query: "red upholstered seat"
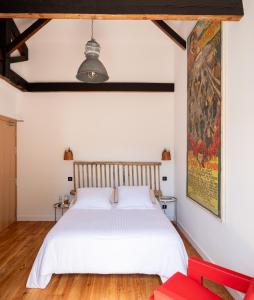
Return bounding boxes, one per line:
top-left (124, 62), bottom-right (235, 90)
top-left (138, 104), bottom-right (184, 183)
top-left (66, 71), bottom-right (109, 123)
top-left (149, 257), bottom-right (254, 300)
top-left (152, 272), bottom-right (223, 300)
top-left (245, 279), bottom-right (254, 300)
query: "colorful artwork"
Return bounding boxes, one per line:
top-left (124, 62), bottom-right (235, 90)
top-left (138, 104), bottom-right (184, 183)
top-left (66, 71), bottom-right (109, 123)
top-left (187, 21), bottom-right (222, 217)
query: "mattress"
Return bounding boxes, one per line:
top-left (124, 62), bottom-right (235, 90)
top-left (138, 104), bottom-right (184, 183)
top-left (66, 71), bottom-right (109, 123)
top-left (27, 205), bottom-right (188, 288)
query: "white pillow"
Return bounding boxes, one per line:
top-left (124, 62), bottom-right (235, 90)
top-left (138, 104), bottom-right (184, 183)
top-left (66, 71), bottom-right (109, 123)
top-left (73, 187), bottom-right (113, 210)
top-left (114, 188), bottom-right (157, 204)
top-left (117, 186), bottom-right (155, 209)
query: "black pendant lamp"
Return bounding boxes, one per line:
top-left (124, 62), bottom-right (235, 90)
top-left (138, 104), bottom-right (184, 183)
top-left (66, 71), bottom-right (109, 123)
top-left (76, 20), bottom-right (109, 83)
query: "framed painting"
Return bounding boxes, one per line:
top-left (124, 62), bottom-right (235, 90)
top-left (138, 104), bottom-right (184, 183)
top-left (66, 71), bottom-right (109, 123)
top-left (187, 21), bottom-right (222, 217)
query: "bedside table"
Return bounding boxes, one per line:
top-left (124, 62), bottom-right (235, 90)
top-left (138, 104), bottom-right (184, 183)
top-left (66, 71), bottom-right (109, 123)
top-left (159, 196), bottom-right (177, 224)
top-left (53, 202), bottom-right (70, 222)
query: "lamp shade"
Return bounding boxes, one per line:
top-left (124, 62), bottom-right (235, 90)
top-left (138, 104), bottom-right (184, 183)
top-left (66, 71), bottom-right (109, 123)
top-left (76, 39), bottom-right (109, 83)
top-left (162, 149), bottom-right (171, 161)
top-left (64, 148), bottom-right (73, 160)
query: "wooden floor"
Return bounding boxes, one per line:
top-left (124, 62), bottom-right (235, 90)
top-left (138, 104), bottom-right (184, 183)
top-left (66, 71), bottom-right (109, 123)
top-left (0, 222), bottom-right (233, 300)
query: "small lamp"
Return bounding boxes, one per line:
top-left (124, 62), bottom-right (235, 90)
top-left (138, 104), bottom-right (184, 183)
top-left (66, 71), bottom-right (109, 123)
top-left (64, 148), bottom-right (74, 161)
top-left (162, 149), bottom-right (171, 161)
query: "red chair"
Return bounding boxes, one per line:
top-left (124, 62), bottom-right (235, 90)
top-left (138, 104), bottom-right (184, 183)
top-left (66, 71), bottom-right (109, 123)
top-left (149, 257), bottom-right (254, 300)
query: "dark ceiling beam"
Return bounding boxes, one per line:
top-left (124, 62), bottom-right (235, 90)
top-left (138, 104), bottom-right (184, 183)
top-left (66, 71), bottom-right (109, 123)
top-left (2, 70), bottom-right (28, 91)
top-left (0, 19), bottom-right (8, 75)
top-left (0, 0), bottom-right (244, 21)
top-left (0, 19), bottom-right (13, 78)
top-left (152, 20), bottom-right (186, 50)
top-left (8, 19), bottom-right (28, 58)
top-left (26, 82), bottom-right (175, 93)
top-left (0, 19), bottom-right (28, 91)
top-left (6, 19), bottom-right (50, 55)
top-left (9, 55), bottom-right (28, 63)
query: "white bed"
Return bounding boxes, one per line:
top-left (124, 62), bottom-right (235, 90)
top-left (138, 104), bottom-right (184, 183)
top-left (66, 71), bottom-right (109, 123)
top-left (27, 161), bottom-right (188, 289)
top-left (27, 204), bottom-right (187, 288)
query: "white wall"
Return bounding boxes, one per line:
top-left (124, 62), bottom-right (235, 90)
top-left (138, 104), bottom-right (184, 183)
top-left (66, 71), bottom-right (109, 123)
top-left (174, 0), bottom-right (254, 297)
top-left (15, 20), bottom-right (175, 220)
top-left (0, 80), bottom-right (17, 118)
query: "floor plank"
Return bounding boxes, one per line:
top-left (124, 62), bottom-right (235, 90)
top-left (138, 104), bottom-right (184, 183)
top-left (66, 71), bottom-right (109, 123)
top-left (0, 222), bottom-right (233, 300)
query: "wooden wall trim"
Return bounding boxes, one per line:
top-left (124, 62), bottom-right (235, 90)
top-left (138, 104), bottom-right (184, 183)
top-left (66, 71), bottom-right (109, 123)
top-left (0, 14), bottom-right (243, 21)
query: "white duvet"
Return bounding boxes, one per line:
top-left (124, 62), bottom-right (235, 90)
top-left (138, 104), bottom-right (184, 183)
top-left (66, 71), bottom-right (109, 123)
top-left (27, 206), bottom-right (188, 288)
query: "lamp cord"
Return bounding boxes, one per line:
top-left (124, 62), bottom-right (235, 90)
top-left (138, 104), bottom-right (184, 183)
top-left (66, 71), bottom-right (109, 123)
top-left (91, 19), bottom-right (94, 39)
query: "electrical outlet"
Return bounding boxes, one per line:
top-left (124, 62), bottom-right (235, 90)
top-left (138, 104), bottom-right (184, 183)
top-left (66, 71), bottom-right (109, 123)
top-left (68, 177), bottom-right (73, 181)
top-left (162, 176), bottom-right (167, 181)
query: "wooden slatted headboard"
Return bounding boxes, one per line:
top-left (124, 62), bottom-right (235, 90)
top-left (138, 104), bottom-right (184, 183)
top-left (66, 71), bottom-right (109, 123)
top-left (72, 161), bottom-right (162, 197)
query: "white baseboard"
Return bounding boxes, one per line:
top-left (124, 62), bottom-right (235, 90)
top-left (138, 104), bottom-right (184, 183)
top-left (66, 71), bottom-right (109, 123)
top-left (17, 215), bottom-right (54, 221)
top-left (177, 221), bottom-right (244, 300)
top-left (177, 222), bottom-right (212, 261)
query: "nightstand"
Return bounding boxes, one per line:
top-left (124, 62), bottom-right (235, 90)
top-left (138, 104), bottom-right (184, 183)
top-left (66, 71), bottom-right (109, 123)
top-left (53, 202), bottom-right (70, 222)
top-left (159, 196), bottom-right (177, 224)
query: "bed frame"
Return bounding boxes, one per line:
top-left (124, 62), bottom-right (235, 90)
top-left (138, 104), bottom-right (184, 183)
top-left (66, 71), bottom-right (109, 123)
top-left (71, 161), bottom-right (162, 197)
